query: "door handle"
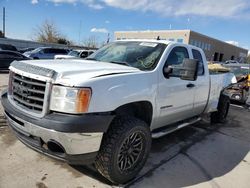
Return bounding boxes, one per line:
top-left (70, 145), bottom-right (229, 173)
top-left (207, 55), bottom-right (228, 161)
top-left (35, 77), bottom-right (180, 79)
top-left (186, 83), bottom-right (195, 88)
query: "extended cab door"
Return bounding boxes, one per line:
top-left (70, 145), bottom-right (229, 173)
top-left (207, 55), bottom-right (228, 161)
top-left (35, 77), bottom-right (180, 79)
top-left (191, 48), bottom-right (210, 115)
top-left (156, 46), bottom-right (196, 128)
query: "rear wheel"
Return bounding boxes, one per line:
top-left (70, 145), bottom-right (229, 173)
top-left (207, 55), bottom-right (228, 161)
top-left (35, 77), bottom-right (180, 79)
top-left (211, 95), bottom-right (230, 124)
top-left (95, 116), bottom-right (151, 184)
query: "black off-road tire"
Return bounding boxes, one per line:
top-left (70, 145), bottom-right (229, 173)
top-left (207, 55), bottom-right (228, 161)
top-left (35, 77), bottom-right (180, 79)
top-left (211, 94), bottom-right (230, 124)
top-left (95, 116), bottom-right (151, 184)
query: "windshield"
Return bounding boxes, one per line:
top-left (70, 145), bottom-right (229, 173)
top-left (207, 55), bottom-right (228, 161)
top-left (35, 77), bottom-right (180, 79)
top-left (68, 50), bottom-right (80, 57)
top-left (30, 48), bottom-right (44, 53)
top-left (87, 41), bottom-right (167, 70)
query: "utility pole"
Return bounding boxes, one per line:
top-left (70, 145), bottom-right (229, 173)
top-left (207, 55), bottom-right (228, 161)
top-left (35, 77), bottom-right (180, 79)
top-left (78, 20), bottom-right (82, 45)
top-left (3, 7), bottom-right (5, 37)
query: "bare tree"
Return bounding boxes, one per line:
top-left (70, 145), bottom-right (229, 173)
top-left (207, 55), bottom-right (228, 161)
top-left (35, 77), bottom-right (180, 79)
top-left (33, 20), bottom-right (70, 44)
top-left (82, 36), bottom-right (99, 48)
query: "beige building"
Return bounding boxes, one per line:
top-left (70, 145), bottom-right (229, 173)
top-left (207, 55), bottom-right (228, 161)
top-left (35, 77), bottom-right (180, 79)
top-left (115, 30), bottom-right (248, 62)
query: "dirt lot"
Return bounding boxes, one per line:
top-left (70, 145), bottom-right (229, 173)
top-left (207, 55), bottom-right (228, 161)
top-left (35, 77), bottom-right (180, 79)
top-left (0, 72), bottom-right (250, 188)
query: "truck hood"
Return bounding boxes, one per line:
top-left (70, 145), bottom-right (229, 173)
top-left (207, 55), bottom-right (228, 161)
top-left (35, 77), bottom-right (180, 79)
top-left (20, 59), bottom-right (140, 86)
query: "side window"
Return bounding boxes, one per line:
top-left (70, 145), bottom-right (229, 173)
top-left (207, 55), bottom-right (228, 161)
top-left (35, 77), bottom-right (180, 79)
top-left (164, 46), bottom-right (189, 77)
top-left (2, 52), bottom-right (21, 59)
top-left (43, 49), bottom-right (50, 54)
top-left (80, 51), bottom-right (89, 58)
top-left (8, 52), bottom-right (23, 58)
top-left (55, 49), bottom-right (67, 54)
top-left (49, 49), bottom-right (58, 53)
top-left (192, 49), bottom-right (204, 76)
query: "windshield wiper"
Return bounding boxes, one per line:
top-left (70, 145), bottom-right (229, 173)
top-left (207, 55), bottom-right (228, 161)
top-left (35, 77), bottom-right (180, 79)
top-left (109, 61), bottom-right (131, 67)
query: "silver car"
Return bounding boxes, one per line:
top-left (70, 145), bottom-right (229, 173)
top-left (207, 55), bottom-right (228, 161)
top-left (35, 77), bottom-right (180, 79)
top-left (24, 47), bottom-right (68, 59)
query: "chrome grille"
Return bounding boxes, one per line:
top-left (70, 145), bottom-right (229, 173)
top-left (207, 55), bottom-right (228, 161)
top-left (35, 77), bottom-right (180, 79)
top-left (11, 73), bottom-right (46, 113)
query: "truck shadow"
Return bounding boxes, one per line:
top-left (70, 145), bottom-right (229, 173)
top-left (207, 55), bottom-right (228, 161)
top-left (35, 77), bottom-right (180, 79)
top-left (70, 108), bottom-right (250, 187)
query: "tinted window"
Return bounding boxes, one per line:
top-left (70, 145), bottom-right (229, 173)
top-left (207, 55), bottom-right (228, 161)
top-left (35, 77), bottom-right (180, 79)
top-left (88, 51), bottom-right (94, 55)
top-left (192, 49), bottom-right (204, 76)
top-left (0, 52), bottom-right (22, 59)
top-left (0, 44), bottom-right (17, 51)
top-left (164, 46), bottom-right (189, 77)
top-left (55, 49), bottom-right (67, 54)
top-left (48, 49), bottom-right (67, 54)
top-left (80, 51), bottom-right (89, 58)
top-left (43, 48), bottom-right (51, 53)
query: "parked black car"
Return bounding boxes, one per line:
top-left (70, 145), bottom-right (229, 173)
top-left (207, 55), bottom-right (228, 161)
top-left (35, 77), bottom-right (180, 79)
top-left (0, 50), bottom-right (31, 70)
top-left (0, 44), bottom-right (18, 51)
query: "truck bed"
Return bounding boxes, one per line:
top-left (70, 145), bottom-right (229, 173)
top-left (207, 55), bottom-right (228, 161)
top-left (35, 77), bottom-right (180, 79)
top-left (206, 72), bottom-right (236, 113)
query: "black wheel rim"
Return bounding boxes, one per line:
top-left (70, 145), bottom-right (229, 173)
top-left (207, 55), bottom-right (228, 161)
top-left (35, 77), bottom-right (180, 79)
top-left (117, 132), bottom-right (143, 172)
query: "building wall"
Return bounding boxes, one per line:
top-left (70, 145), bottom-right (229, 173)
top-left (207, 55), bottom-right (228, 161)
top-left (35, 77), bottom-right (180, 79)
top-left (189, 31), bottom-right (248, 62)
top-left (114, 30), bottom-right (248, 62)
top-left (115, 30), bottom-right (190, 44)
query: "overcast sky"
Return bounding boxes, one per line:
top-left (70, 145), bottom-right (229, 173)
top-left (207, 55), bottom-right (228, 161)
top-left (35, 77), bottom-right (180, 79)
top-left (0, 0), bottom-right (250, 50)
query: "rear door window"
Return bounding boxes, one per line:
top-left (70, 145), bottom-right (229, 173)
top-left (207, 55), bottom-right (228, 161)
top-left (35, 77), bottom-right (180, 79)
top-left (192, 49), bottom-right (204, 76)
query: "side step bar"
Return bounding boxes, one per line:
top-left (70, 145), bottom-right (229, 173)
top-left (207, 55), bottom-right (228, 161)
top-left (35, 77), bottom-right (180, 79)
top-left (152, 117), bottom-right (201, 139)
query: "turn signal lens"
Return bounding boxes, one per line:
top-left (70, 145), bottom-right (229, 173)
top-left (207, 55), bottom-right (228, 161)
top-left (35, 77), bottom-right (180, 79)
top-left (76, 89), bottom-right (91, 113)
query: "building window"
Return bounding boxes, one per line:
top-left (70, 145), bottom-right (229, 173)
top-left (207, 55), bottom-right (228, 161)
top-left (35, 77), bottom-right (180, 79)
top-left (193, 40), bottom-right (197, 47)
top-left (177, 38), bottom-right (183, 43)
top-left (205, 43), bottom-right (208, 50)
top-left (117, 38), bottom-right (121, 40)
top-left (208, 44), bottom-right (211, 51)
top-left (198, 41), bottom-right (202, 48)
top-left (190, 39), bottom-right (194, 45)
top-left (202, 42), bottom-right (205, 50)
top-left (195, 41), bottom-right (199, 47)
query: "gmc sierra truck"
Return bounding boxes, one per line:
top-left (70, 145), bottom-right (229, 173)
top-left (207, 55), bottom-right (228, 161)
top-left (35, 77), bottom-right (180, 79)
top-left (1, 40), bottom-right (235, 184)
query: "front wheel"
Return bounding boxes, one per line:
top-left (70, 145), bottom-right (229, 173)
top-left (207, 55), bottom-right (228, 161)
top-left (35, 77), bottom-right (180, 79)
top-left (211, 95), bottom-right (230, 124)
top-left (95, 116), bottom-right (151, 184)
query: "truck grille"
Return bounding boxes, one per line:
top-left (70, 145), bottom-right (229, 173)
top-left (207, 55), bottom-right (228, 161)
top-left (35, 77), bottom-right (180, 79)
top-left (11, 72), bottom-right (47, 113)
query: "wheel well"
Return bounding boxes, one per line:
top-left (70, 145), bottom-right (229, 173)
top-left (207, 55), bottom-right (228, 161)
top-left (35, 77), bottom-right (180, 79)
top-left (114, 101), bottom-right (153, 126)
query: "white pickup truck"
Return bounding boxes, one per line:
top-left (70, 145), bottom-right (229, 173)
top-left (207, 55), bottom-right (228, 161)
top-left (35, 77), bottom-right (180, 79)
top-left (1, 40), bottom-right (235, 184)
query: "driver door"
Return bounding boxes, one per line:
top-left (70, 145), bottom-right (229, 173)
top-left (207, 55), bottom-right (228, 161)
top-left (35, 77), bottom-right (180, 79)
top-left (156, 46), bottom-right (196, 128)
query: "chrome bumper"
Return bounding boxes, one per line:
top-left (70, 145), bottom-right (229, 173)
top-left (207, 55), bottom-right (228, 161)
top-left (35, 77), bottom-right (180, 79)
top-left (4, 111), bottom-right (103, 155)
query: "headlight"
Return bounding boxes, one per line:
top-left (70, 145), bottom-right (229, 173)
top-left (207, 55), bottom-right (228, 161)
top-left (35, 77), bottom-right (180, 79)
top-left (50, 85), bottom-right (91, 114)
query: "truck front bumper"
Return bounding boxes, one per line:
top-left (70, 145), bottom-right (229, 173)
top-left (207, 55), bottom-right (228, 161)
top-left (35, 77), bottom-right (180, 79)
top-left (1, 92), bottom-right (114, 165)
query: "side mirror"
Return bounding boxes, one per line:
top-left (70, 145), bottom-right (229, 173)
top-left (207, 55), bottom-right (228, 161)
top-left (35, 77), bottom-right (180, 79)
top-left (180, 59), bottom-right (199, 81)
top-left (163, 58), bottom-right (199, 81)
